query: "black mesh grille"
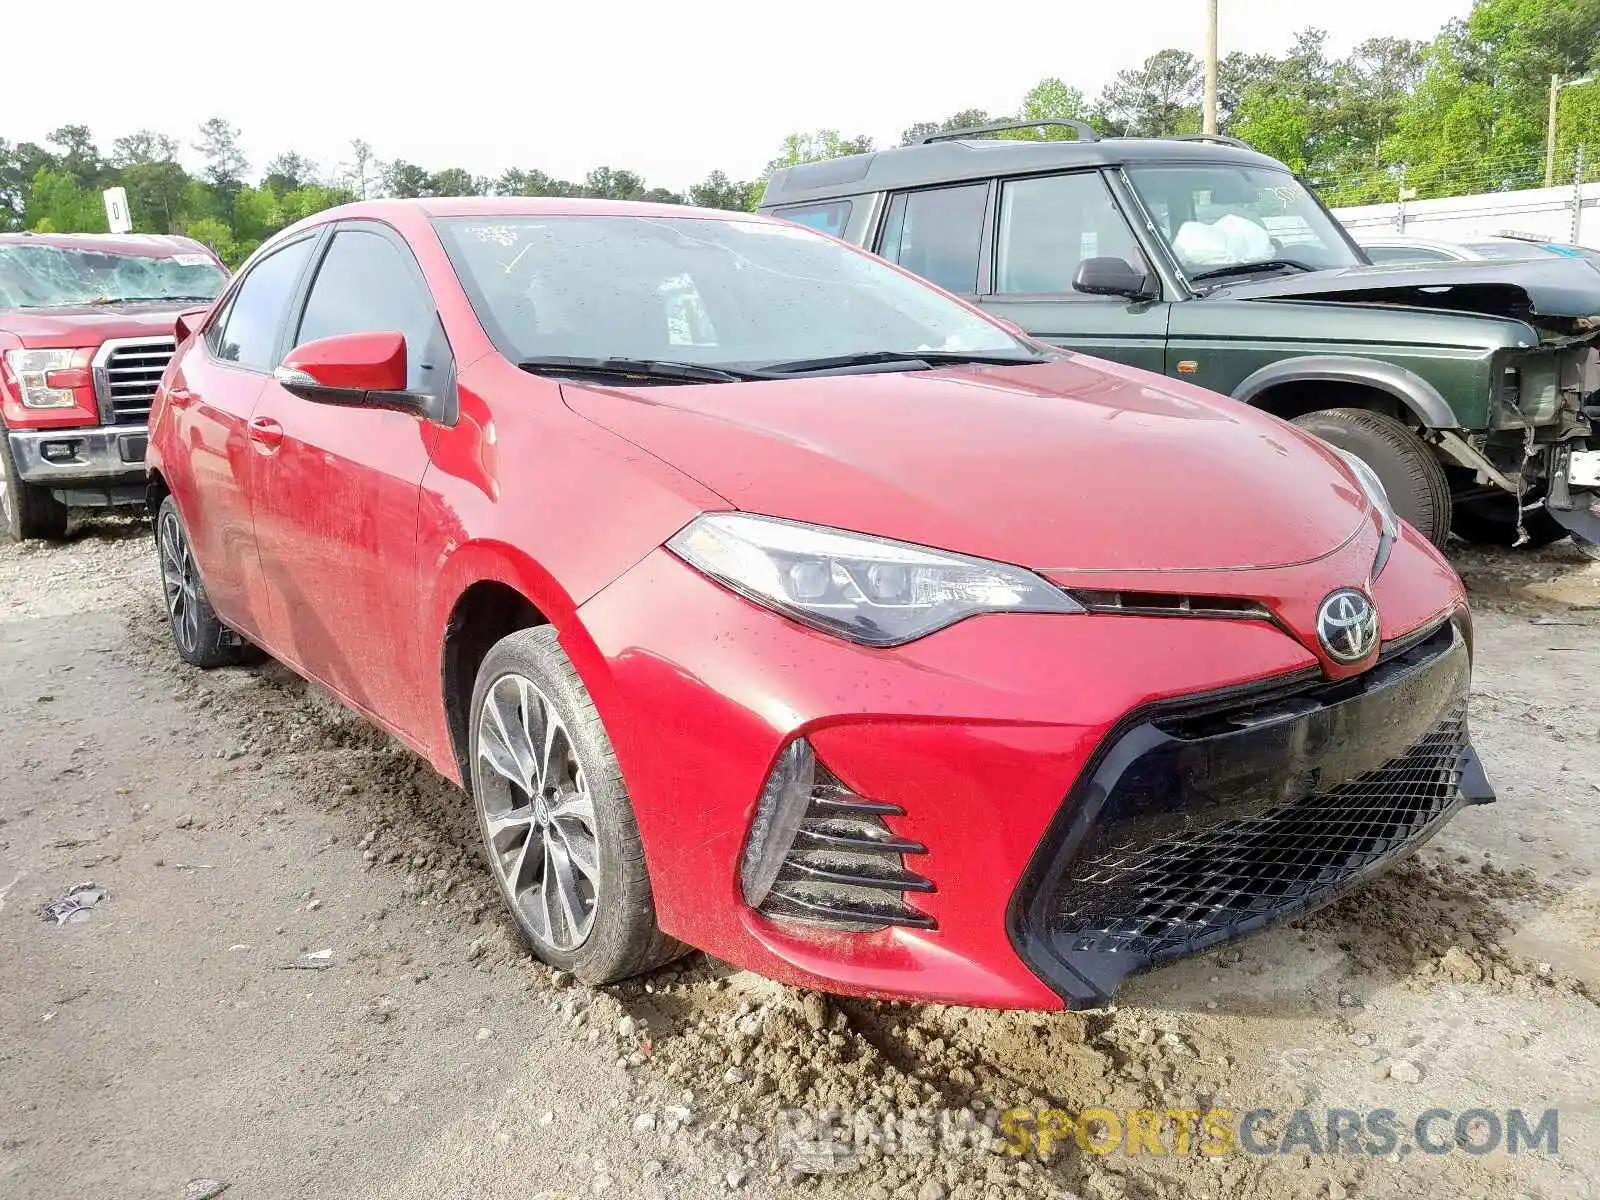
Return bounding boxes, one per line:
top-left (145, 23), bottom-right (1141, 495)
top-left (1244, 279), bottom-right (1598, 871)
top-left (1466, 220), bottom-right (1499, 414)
top-left (1008, 620), bottom-right (1493, 1008)
top-left (1053, 695), bottom-right (1468, 959)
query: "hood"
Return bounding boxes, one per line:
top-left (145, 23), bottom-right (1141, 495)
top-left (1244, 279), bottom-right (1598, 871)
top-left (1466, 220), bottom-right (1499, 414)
top-left (1210, 258), bottom-right (1600, 325)
top-left (1, 302), bottom-right (195, 347)
top-left (562, 357), bottom-right (1372, 573)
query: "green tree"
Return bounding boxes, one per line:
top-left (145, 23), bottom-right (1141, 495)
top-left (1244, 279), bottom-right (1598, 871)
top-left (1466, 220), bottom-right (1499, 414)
top-left (765, 130), bottom-right (874, 173)
top-left (262, 152), bottom-right (318, 195)
top-left (184, 217), bottom-right (237, 265)
top-left (426, 167), bottom-right (487, 196)
top-left (382, 159), bottom-right (430, 198)
top-left (690, 170), bottom-right (761, 210)
top-left (23, 167), bottom-right (105, 232)
top-left (1097, 49), bottom-right (1203, 136)
top-left (193, 117), bottom-right (248, 192)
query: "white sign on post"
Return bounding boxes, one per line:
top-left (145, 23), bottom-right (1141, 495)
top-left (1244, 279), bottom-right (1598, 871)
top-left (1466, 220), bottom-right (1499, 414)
top-left (103, 186), bottom-right (132, 234)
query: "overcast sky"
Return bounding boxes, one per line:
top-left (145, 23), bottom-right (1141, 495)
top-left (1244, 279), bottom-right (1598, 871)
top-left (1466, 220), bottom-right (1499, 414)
top-left (14, 0), bottom-right (1470, 192)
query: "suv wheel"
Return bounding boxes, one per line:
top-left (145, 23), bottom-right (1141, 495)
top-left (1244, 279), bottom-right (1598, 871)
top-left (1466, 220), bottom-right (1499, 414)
top-left (468, 626), bottom-right (685, 984)
top-left (1291, 408), bottom-right (1452, 549)
top-left (0, 427), bottom-right (69, 543)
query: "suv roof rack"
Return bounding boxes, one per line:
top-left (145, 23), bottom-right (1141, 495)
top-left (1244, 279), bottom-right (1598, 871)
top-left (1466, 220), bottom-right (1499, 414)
top-left (920, 119), bottom-right (1101, 144)
top-left (1171, 133), bottom-right (1253, 150)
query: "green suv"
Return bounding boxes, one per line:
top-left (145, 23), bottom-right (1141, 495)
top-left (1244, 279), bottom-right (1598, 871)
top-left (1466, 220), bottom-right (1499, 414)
top-left (758, 121), bottom-right (1600, 551)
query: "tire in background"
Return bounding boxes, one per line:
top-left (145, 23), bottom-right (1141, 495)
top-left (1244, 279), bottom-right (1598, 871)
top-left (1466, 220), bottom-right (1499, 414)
top-left (0, 425), bottom-right (69, 543)
top-left (1291, 408), bottom-right (1453, 549)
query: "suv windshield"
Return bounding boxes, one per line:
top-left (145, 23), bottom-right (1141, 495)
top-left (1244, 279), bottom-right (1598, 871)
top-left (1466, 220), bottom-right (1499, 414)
top-left (1125, 165), bottom-right (1362, 280)
top-left (0, 243), bottom-right (226, 309)
top-left (434, 215), bottom-right (1025, 369)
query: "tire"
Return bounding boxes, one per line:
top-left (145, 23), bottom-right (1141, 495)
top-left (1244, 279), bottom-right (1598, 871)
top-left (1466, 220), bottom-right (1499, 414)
top-left (468, 626), bottom-right (685, 984)
top-left (1291, 408), bottom-right (1453, 549)
top-left (1450, 491), bottom-right (1570, 549)
top-left (0, 425), bottom-right (69, 543)
top-left (154, 495), bottom-right (257, 669)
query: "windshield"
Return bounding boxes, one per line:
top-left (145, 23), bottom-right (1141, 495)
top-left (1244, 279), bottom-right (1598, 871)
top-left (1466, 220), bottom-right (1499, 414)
top-left (433, 215), bottom-right (1025, 369)
top-left (0, 242), bottom-right (226, 309)
top-left (1125, 165), bottom-right (1362, 279)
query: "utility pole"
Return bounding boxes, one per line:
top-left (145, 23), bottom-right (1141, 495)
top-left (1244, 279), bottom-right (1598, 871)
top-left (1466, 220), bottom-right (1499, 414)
top-left (1548, 73), bottom-right (1597, 187)
top-left (1549, 74), bottom-right (1563, 188)
top-left (1203, 0), bottom-right (1219, 135)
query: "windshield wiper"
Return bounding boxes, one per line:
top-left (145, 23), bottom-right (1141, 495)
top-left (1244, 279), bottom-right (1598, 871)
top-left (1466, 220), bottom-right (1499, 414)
top-left (1187, 259), bottom-right (1319, 283)
top-left (515, 356), bottom-right (764, 384)
top-left (753, 349), bottom-right (1052, 377)
top-left (87, 294), bottom-right (218, 305)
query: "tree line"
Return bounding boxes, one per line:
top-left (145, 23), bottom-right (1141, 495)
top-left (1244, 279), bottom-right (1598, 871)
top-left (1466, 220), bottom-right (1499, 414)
top-left (4, 0), bottom-right (1596, 266)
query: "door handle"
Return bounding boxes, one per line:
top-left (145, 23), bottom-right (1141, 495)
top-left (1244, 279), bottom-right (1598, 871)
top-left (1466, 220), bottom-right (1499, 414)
top-left (247, 416), bottom-right (284, 453)
top-left (167, 386), bottom-right (195, 408)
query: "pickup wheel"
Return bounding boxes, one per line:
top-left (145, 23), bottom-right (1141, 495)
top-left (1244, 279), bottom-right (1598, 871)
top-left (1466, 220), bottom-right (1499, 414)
top-left (0, 428), bottom-right (69, 543)
top-left (1290, 408), bottom-right (1452, 549)
top-left (1450, 491), bottom-right (1570, 549)
top-left (155, 495), bottom-right (257, 669)
top-left (468, 625), bottom-right (686, 985)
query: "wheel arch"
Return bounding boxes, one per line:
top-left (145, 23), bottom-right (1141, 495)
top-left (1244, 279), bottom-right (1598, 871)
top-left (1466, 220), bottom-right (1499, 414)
top-left (1233, 357), bottom-right (1457, 430)
top-left (432, 541), bottom-right (618, 788)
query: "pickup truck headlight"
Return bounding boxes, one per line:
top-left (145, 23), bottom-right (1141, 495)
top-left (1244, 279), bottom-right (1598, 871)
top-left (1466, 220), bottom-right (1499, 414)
top-left (668, 513), bottom-right (1082, 646)
top-left (1331, 447), bottom-right (1399, 579)
top-left (2, 348), bottom-right (94, 409)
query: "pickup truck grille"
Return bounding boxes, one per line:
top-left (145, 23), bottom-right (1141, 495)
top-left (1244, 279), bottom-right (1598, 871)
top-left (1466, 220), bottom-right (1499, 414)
top-left (94, 337), bottom-right (176, 427)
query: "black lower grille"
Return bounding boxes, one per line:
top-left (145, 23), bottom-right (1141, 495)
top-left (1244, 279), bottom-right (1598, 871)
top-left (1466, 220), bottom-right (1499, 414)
top-left (1053, 696), bottom-right (1467, 959)
top-left (1009, 620), bottom-right (1493, 1007)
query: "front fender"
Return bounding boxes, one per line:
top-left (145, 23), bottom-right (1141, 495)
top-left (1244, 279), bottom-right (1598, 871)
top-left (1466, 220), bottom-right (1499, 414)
top-left (1232, 355), bottom-right (1459, 430)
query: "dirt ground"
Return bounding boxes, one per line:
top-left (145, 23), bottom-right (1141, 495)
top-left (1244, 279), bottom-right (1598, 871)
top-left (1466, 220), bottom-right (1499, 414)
top-left (2, 518), bottom-right (1598, 1200)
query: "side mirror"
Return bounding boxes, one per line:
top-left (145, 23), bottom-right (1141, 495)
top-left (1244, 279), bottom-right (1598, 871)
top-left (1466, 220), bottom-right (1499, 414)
top-left (1073, 257), bottom-right (1155, 301)
top-left (174, 305), bottom-right (210, 343)
top-left (274, 331), bottom-right (432, 418)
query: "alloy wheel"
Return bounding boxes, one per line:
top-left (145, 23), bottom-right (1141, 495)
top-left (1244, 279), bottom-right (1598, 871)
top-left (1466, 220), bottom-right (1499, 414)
top-left (158, 511), bottom-right (201, 655)
top-left (475, 673), bottom-right (600, 951)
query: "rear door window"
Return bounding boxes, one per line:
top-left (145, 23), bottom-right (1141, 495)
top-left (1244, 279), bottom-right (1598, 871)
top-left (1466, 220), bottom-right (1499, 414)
top-left (208, 236), bottom-right (316, 371)
top-left (877, 184), bottom-right (989, 295)
top-left (770, 200), bottom-right (853, 238)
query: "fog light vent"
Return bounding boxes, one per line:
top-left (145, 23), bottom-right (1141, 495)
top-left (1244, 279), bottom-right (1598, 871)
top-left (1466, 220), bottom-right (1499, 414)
top-left (740, 739), bottom-right (935, 932)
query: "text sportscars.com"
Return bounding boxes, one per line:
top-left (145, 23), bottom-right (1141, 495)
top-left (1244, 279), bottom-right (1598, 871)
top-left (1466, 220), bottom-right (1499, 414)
top-left (772, 1106), bottom-right (1560, 1160)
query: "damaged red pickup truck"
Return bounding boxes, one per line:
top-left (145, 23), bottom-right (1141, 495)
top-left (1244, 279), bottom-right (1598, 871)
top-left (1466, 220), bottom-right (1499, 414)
top-left (0, 233), bottom-right (227, 541)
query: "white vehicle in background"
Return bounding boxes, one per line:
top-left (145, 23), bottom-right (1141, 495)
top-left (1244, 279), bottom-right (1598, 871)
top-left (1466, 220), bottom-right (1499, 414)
top-left (1356, 231), bottom-right (1600, 266)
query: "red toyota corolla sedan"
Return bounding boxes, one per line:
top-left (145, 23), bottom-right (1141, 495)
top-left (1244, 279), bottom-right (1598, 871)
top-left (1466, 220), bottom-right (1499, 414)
top-left (147, 198), bottom-right (1492, 1010)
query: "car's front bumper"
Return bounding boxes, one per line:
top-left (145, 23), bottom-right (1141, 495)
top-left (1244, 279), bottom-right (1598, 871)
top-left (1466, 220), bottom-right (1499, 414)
top-left (6, 426), bottom-right (147, 505)
top-left (574, 523), bottom-right (1485, 1010)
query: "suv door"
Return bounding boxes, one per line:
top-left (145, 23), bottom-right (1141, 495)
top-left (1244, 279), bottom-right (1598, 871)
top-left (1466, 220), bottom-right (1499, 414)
top-left (246, 222), bottom-right (452, 740)
top-left (980, 171), bottom-right (1168, 371)
top-left (170, 234), bottom-right (318, 640)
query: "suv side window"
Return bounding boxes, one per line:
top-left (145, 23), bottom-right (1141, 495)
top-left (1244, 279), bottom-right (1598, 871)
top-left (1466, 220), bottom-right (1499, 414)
top-left (995, 173), bottom-right (1147, 296)
top-left (294, 229), bottom-right (444, 393)
top-left (770, 200), bottom-right (853, 238)
top-left (207, 236), bottom-right (317, 371)
top-left (877, 184), bottom-right (988, 294)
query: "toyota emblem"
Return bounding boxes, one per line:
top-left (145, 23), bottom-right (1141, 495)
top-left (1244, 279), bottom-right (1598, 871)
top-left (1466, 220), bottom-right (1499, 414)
top-left (1316, 588), bottom-right (1379, 664)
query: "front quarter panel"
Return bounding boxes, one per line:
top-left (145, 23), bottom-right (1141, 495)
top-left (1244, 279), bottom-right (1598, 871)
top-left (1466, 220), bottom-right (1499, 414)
top-left (1168, 298), bottom-right (1532, 430)
top-left (414, 357), bottom-right (726, 778)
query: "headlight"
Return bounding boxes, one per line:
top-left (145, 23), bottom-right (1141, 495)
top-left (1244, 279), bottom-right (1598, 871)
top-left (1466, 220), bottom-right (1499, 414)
top-left (2, 348), bottom-right (94, 409)
top-left (667, 513), bottom-right (1082, 646)
top-left (1330, 447), bottom-right (1399, 578)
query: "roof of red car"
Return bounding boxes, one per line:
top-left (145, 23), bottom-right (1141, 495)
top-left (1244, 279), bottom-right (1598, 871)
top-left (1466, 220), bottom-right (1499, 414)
top-left (320, 196), bottom-right (766, 222)
top-left (0, 231), bottom-right (215, 257)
